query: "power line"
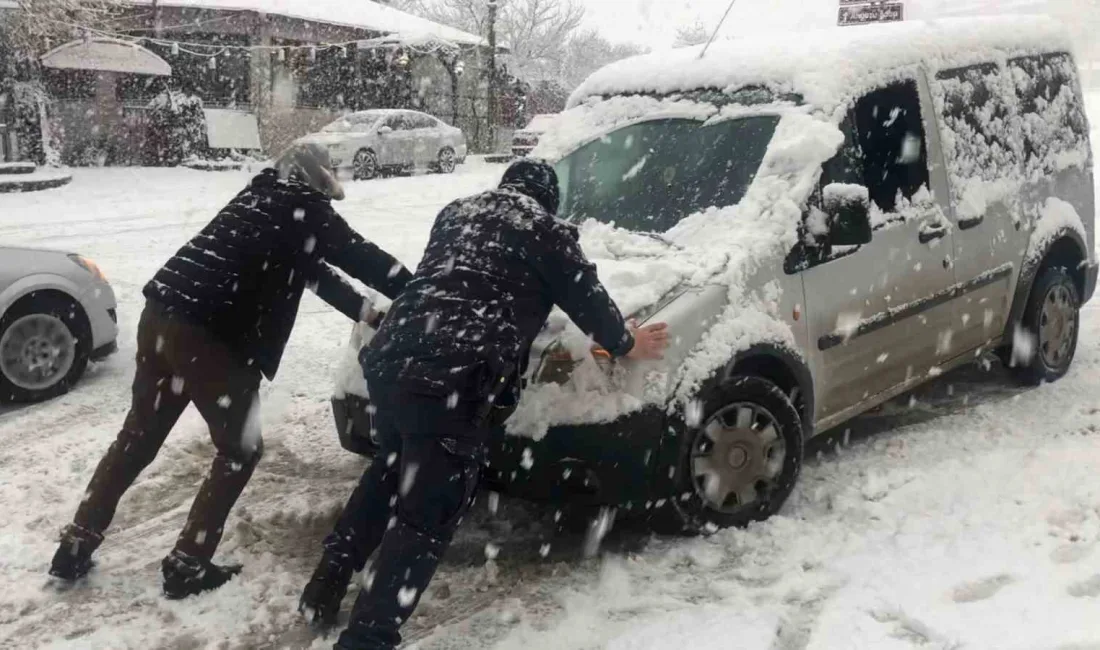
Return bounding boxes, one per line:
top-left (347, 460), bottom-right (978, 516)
top-left (34, 13), bottom-right (480, 60)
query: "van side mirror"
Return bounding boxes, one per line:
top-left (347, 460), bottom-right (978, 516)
top-left (822, 183), bottom-right (872, 246)
top-left (378, 125), bottom-right (393, 135)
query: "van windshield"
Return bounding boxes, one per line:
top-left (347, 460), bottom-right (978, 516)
top-left (555, 116), bottom-right (779, 233)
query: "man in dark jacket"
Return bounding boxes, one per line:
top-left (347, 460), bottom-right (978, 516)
top-left (48, 143), bottom-right (412, 600)
top-left (299, 159), bottom-right (669, 649)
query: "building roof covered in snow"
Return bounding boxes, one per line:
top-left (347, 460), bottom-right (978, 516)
top-left (569, 16), bottom-right (1075, 113)
top-left (125, 0), bottom-right (488, 47)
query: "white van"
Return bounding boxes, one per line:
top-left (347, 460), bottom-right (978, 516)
top-left (335, 16), bottom-right (1096, 533)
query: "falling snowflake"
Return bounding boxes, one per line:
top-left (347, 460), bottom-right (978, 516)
top-left (217, 395), bottom-right (232, 408)
top-left (400, 463), bottom-right (420, 497)
top-left (303, 236), bottom-right (317, 253)
top-left (685, 399), bottom-right (704, 427)
top-left (484, 543), bottom-right (500, 560)
top-left (170, 376), bottom-right (185, 395)
top-left (293, 208), bottom-right (306, 221)
top-left (397, 586), bottom-right (418, 608)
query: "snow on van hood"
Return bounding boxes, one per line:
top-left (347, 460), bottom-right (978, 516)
top-left (507, 112), bottom-right (843, 439)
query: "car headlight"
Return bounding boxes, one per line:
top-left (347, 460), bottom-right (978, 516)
top-left (69, 254), bottom-right (107, 282)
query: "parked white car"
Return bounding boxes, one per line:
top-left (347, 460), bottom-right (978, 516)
top-left (0, 246), bottom-right (118, 402)
top-left (298, 109), bottom-right (467, 181)
top-left (512, 113), bottom-right (559, 158)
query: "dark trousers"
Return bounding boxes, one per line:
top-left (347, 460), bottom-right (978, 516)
top-left (73, 300), bottom-right (263, 560)
top-left (325, 382), bottom-right (485, 650)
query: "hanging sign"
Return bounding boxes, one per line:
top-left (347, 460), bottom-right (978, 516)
top-left (838, 1), bottom-right (904, 26)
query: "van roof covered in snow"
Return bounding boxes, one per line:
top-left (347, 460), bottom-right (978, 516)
top-left (568, 16), bottom-right (1074, 113)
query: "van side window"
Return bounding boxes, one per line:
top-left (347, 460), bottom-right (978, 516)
top-left (788, 81), bottom-right (929, 273)
top-left (1007, 53), bottom-right (1090, 175)
top-left (851, 81), bottom-right (930, 213)
top-left (934, 63), bottom-right (1022, 193)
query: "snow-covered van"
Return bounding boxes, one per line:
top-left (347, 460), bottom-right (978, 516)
top-left (334, 16), bottom-right (1096, 533)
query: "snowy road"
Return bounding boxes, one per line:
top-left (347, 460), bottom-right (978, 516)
top-left (1, 104), bottom-right (1100, 648)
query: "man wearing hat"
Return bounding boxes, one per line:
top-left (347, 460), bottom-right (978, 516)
top-left (301, 159), bottom-right (669, 650)
top-left (49, 143), bottom-right (411, 599)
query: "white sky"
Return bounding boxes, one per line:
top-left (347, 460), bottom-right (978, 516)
top-left (580, 0), bottom-right (1058, 49)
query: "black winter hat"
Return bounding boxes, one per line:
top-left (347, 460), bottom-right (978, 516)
top-left (275, 142), bottom-right (346, 201)
top-left (499, 158), bottom-right (560, 215)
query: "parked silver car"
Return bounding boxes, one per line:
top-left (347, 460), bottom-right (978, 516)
top-left (511, 113), bottom-right (558, 158)
top-left (298, 109), bottom-right (468, 181)
top-left (0, 246), bottom-right (118, 402)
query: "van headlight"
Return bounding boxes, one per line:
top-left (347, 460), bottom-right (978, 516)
top-left (533, 341), bottom-right (613, 385)
top-left (69, 254), bottom-right (107, 282)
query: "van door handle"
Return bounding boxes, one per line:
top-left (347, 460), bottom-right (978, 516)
top-left (919, 223), bottom-right (948, 244)
top-left (958, 215), bottom-right (984, 230)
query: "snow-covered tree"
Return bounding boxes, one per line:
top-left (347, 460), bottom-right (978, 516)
top-left (1, 0), bottom-right (123, 77)
top-left (673, 21), bottom-right (710, 48)
top-left (558, 29), bottom-right (646, 90)
top-left (397, 0), bottom-right (639, 91)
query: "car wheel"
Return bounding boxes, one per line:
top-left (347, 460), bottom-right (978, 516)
top-left (653, 376), bottom-right (803, 535)
top-left (1009, 265), bottom-right (1080, 385)
top-left (436, 147), bottom-right (457, 174)
top-left (353, 149), bottom-right (378, 181)
top-left (0, 293), bottom-right (91, 403)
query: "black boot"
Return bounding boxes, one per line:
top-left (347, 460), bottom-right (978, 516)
top-left (161, 550), bottom-right (242, 600)
top-left (49, 524), bottom-right (103, 581)
top-left (300, 554), bottom-right (355, 627)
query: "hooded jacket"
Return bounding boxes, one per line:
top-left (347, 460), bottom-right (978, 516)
top-left (361, 182), bottom-right (634, 405)
top-left (144, 169), bottom-right (411, 380)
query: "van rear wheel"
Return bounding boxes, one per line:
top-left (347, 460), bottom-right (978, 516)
top-left (1009, 266), bottom-right (1080, 385)
top-left (653, 376), bottom-right (803, 535)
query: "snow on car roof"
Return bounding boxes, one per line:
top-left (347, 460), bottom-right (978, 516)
top-left (568, 15), bottom-right (1073, 113)
top-left (126, 0), bottom-right (487, 47)
top-left (524, 114), bottom-right (559, 132)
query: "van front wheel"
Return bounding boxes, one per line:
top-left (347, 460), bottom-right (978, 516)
top-left (655, 376), bottom-right (803, 535)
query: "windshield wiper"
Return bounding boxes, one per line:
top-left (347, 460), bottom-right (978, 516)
top-left (638, 231), bottom-right (677, 247)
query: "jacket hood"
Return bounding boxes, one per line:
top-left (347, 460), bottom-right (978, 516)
top-left (499, 159), bottom-right (561, 215)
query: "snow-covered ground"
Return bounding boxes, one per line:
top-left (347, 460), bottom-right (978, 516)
top-left (1, 96), bottom-right (1099, 648)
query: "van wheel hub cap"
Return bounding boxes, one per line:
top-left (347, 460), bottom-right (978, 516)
top-left (691, 403), bottom-right (786, 513)
top-left (1, 314), bottom-right (76, 390)
top-left (1039, 284), bottom-right (1076, 368)
top-left (727, 446), bottom-right (749, 469)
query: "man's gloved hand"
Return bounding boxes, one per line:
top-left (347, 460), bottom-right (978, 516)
top-left (365, 309), bottom-right (387, 330)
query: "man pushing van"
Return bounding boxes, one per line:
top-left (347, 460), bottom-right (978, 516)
top-left (300, 159), bottom-right (670, 650)
top-left (49, 143), bottom-right (411, 599)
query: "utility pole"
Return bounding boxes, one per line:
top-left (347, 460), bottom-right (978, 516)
top-left (486, 0), bottom-right (498, 152)
top-left (152, 0), bottom-right (162, 38)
